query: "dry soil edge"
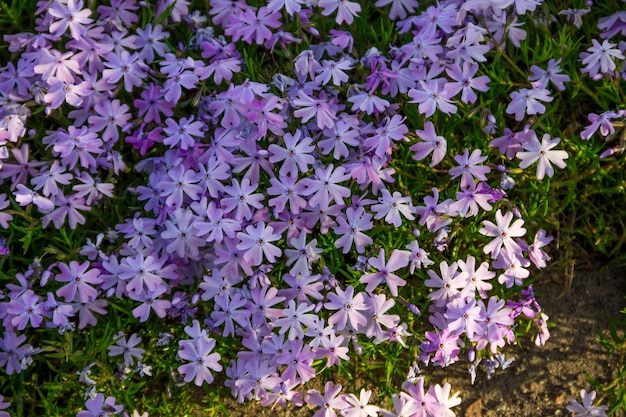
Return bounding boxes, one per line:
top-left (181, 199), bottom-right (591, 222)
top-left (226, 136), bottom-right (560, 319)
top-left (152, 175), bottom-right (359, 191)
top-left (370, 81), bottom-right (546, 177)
top-left (200, 260), bottom-right (625, 417)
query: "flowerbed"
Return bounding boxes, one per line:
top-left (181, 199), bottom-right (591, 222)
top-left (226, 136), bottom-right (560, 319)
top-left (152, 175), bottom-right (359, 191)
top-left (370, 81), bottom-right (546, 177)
top-left (0, 0), bottom-right (624, 416)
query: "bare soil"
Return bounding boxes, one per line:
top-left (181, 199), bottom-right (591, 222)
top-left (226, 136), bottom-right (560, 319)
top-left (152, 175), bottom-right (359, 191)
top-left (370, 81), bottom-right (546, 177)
top-left (202, 259), bottom-right (626, 417)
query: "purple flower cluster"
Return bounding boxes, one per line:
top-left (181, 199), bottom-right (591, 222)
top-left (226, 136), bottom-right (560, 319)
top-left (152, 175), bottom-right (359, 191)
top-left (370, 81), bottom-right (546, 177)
top-left (2, 0), bottom-right (614, 414)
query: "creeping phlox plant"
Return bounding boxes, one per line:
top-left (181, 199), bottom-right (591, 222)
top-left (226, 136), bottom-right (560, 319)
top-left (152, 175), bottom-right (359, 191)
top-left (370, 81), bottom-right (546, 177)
top-left (0, 0), bottom-right (624, 415)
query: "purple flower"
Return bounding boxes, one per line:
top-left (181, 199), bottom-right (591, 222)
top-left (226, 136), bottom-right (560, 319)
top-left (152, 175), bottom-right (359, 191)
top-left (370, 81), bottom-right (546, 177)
top-left (370, 189), bottom-right (415, 227)
top-left (284, 232), bottom-right (322, 276)
top-left (43, 77), bottom-right (91, 110)
top-left (221, 178), bottom-right (265, 221)
top-left (7, 289), bottom-right (45, 330)
top-left (347, 90), bottom-right (390, 115)
top-left (210, 293), bottom-right (250, 337)
top-left (517, 133), bottom-right (568, 179)
top-left (14, 184), bottom-right (54, 213)
top-left (51, 125), bottom-right (103, 170)
top-left (506, 87), bottom-right (553, 121)
top-left (134, 23), bottom-right (169, 63)
top-left (325, 285), bottom-right (368, 331)
top-left (445, 61), bottom-right (490, 104)
top-left (31, 161), bottom-right (72, 197)
top-left (0, 331), bottom-right (33, 375)
top-left (567, 390), bottom-right (608, 417)
top-left (55, 260), bottom-right (102, 303)
top-left (364, 114), bottom-right (409, 158)
top-left (319, 120), bottom-right (360, 159)
top-left (581, 39), bottom-right (625, 78)
top-left (0, 144), bottom-right (45, 189)
top-left (43, 292), bottom-right (75, 328)
top-left (160, 209), bottom-right (205, 260)
top-left (76, 394), bottom-right (123, 417)
top-left (88, 99), bottom-right (131, 143)
top-left (0, 395), bottom-right (10, 417)
top-left (274, 299), bottom-right (318, 341)
top-left (448, 148), bottom-right (491, 188)
top-left (445, 298), bottom-right (486, 340)
top-left (268, 129), bottom-right (316, 178)
top-left (236, 221), bottom-right (282, 266)
top-left (580, 110), bottom-right (622, 140)
top-left (301, 164), bottom-right (351, 210)
top-left (409, 80), bottom-right (457, 117)
top-left (457, 256), bottom-right (494, 299)
top-left (33, 49), bottom-right (80, 84)
top-left (107, 331), bottom-right (145, 367)
top-left (490, 127), bottom-right (533, 160)
top-left (361, 248), bottom-right (410, 296)
top-left (277, 339), bottom-right (317, 382)
top-left (163, 116), bottom-right (205, 150)
top-left (97, 0), bottom-right (139, 26)
top-left (333, 207), bottom-right (374, 254)
top-left (449, 181), bottom-right (493, 218)
top-left (528, 58), bottom-right (571, 90)
top-left (119, 252), bottom-right (165, 296)
top-left (158, 164), bottom-right (202, 209)
top-left (233, 7), bottom-right (282, 45)
top-left (102, 51), bottom-right (147, 92)
top-left (424, 261), bottom-right (468, 307)
top-left (493, 248), bottom-right (531, 288)
top-left (292, 90), bottom-right (338, 130)
top-left (194, 201), bottom-right (241, 243)
top-left (363, 293), bottom-right (400, 341)
top-left (134, 84), bottom-right (175, 124)
top-left (375, 0), bottom-right (419, 20)
top-left (523, 229), bottom-right (553, 269)
top-left (41, 193), bottom-right (90, 230)
top-left (48, 0), bottom-right (93, 40)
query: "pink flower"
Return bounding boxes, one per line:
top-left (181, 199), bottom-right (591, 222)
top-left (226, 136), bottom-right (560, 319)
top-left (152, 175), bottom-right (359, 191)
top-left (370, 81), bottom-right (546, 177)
top-left (306, 381), bottom-right (349, 417)
top-left (479, 209), bottom-right (527, 259)
top-left (411, 121), bottom-right (447, 166)
top-left (409, 80), bottom-right (457, 117)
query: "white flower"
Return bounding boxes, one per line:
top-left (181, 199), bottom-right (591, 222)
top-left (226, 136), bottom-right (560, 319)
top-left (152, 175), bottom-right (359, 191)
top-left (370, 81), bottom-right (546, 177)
top-left (516, 133), bottom-right (568, 179)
